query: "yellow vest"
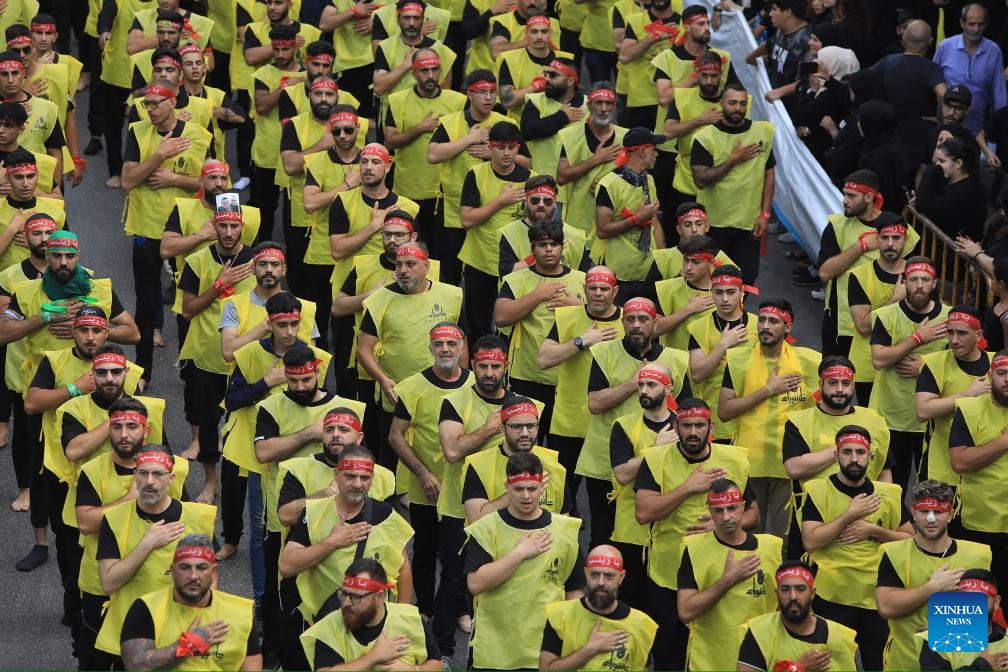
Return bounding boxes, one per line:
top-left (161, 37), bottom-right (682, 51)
top-left (329, 190), bottom-right (420, 290)
top-left (683, 532), bottom-right (781, 671)
top-left (880, 536), bottom-right (991, 671)
top-left (579, 0), bottom-right (617, 50)
top-left (459, 162), bottom-right (534, 275)
top-left (577, 339), bottom-right (688, 480)
top-left (496, 48), bottom-right (557, 122)
top-left (622, 11), bottom-right (674, 107)
top-left (498, 219), bottom-right (586, 277)
top-left (847, 261), bottom-right (898, 382)
top-left (655, 276), bottom-right (712, 351)
top-left (394, 368), bottom-right (475, 505)
top-left (277, 454), bottom-right (396, 516)
top-left (15, 95), bottom-right (60, 160)
top-left (557, 123), bottom-right (627, 235)
top-left (227, 290), bottom-right (317, 342)
top-left (784, 405), bottom-right (891, 486)
top-left (375, 38), bottom-right (458, 126)
top-left (373, 2), bottom-right (451, 40)
top-left (543, 598), bottom-right (658, 671)
top-left (640, 441), bottom-right (749, 588)
top-left (589, 171), bottom-right (658, 281)
top-left (801, 478), bottom-right (903, 608)
top-left (653, 247), bottom-right (734, 280)
top-left (0, 261), bottom-right (38, 394)
top-left (94, 500), bottom-right (216, 655)
top-left (0, 197), bottom-right (65, 272)
top-left (297, 496), bottom-right (414, 621)
top-left (610, 412), bottom-right (665, 546)
top-left (0, 0), bottom-right (41, 37)
top-left (915, 630), bottom-right (1008, 669)
top-left (76, 451), bottom-right (189, 596)
top-left (136, 587), bottom-right (254, 671)
top-left (611, 0), bottom-right (639, 95)
top-left (652, 48), bottom-right (732, 153)
top-left (167, 198), bottom-right (260, 273)
top-left (100, 0), bottom-right (158, 89)
top-left (466, 510), bottom-right (581, 669)
top-left (869, 301), bottom-right (951, 432)
top-left (251, 64), bottom-right (304, 168)
top-left (669, 88), bottom-right (724, 194)
top-left (28, 62), bottom-right (75, 167)
top-left (524, 91), bottom-right (586, 176)
top-left (550, 305), bottom-right (624, 439)
top-left (303, 150), bottom-right (358, 266)
top-left (725, 342), bottom-right (820, 478)
top-left (744, 612), bottom-right (858, 672)
top-left (329, 0), bottom-right (376, 70)
top-left (462, 445), bottom-right (566, 522)
top-left (693, 120), bottom-right (775, 231)
top-left (954, 396), bottom-right (1008, 533)
top-left (278, 111), bottom-right (329, 228)
top-left (301, 602), bottom-right (428, 668)
top-left (685, 311), bottom-right (756, 440)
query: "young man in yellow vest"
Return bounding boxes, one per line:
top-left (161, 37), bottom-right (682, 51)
top-left (876, 479), bottom-right (992, 671)
top-left (539, 266), bottom-right (622, 502)
top-left (520, 56), bottom-right (585, 176)
top-left (120, 533), bottom-right (260, 670)
top-left (317, 0), bottom-right (376, 121)
top-left (75, 397), bottom-right (186, 670)
top-left (592, 128), bottom-right (665, 302)
top-left (127, 14), bottom-right (186, 93)
top-left (718, 298), bottom-right (819, 538)
top-left (384, 48), bottom-right (465, 242)
top-left (180, 43), bottom-right (245, 158)
top-left (869, 256), bottom-right (951, 494)
top-left (635, 397), bottom-right (753, 670)
top-left (280, 444), bottom-right (414, 669)
top-left (949, 350), bottom-right (1008, 597)
top-left (0, 102), bottom-right (59, 196)
top-left (540, 545), bottom-right (658, 671)
top-left (466, 450), bottom-right (584, 670)
top-left (300, 558), bottom-right (442, 671)
top-left (916, 569), bottom-right (1008, 670)
top-left (0, 150), bottom-right (66, 275)
top-left (556, 83), bottom-right (625, 236)
top-left (373, 6), bottom-right (455, 103)
top-left (94, 446), bottom-right (216, 663)
top-left (916, 304), bottom-right (991, 485)
top-left (495, 220), bottom-right (585, 438)
top-left (690, 83), bottom-right (775, 286)
top-left (609, 363), bottom-right (679, 610)
top-left (651, 202), bottom-right (737, 280)
top-left (799, 425), bottom-right (912, 670)
top-left (677, 479), bottom-right (779, 671)
top-left (737, 560), bottom-right (859, 672)
top-left (614, 0), bottom-right (678, 131)
top-left (497, 15), bottom-right (560, 116)
top-left (654, 235), bottom-right (719, 351)
top-left (579, 297), bottom-right (689, 550)
top-left (0, 51), bottom-right (65, 185)
top-left (277, 40), bottom-right (352, 121)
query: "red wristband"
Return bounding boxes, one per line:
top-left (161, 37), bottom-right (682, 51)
top-left (175, 631), bottom-right (211, 659)
top-left (911, 330), bottom-right (923, 345)
top-left (759, 210), bottom-right (771, 220)
top-left (72, 156), bottom-right (86, 168)
top-left (620, 207), bottom-right (641, 226)
top-left (213, 279), bottom-right (235, 298)
top-left (523, 254), bottom-right (535, 265)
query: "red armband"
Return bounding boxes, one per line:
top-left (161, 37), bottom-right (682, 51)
top-left (213, 279), bottom-right (235, 298)
top-left (620, 207), bottom-right (641, 226)
top-left (72, 156), bottom-right (86, 169)
top-left (523, 254), bottom-right (535, 266)
top-left (530, 76), bottom-right (547, 93)
top-left (175, 631), bottom-right (211, 659)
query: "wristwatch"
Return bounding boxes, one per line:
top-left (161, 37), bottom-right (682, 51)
top-left (574, 336), bottom-right (585, 351)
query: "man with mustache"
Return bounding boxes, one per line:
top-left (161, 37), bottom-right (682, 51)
top-left (496, 15), bottom-right (562, 116)
top-left (869, 256), bottom-right (950, 495)
top-left (691, 83), bottom-right (775, 286)
top-left (277, 41), bottom-right (357, 121)
top-left (497, 175), bottom-right (587, 278)
top-left (615, 0), bottom-right (680, 130)
top-left (120, 533), bottom-right (259, 671)
top-left (300, 558), bottom-right (441, 671)
top-left (93, 446), bottom-right (216, 665)
top-left (654, 235), bottom-right (719, 351)
top-left (875, 480), bottom-right (992, 671)
top-left (676, 479), bottom-right (779, 672)
top-left (540, 545), bottom-right (658, 671)
top-left (949, 350), bottom-right (1008, 601)
top-left (374, 4), bottom-right (455, 101)
top-left (737, 560), bottom-right (859, 672)
top-left (483, 0), bottom-right (555, 66)
top-left (384, 48), bottom-right (465, 242)
top-left (917, 569), bottom-right (1008, 669)
top-left (799, 426), bottom-right (911, 671)
top-left (520, 56), bottom-right (586, 177)
top-left (74, 398), bottom-right (184, 670)
top-left (280, 445), bottom-right (414, 669)
top-left (635, 397), bottom-right (752, 671)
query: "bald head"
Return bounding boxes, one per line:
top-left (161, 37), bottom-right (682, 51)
top-left (587, 544), bottom-right (623, 562)
top-left (584, 543), bottom-right (625, 610)
top-left (640, 363), bottom-right (672, 379)
top-left (902, 20), bottom-right (932, 50)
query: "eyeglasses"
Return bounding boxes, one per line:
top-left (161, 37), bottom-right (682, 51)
top-left (93, 368), bottom-right (124, 377)
top-left (504, 422), bottom-right (538, 432)
top-left (332, 126), bottom-right (356, 136)
top-left (529, 197), bottom-right (554, 206)
top-left (337, 589), bottom-right (377, 605)
top-left (142, 98), bottom-right (170, 110)
top-left (382, 230), bottom-right (411, 239)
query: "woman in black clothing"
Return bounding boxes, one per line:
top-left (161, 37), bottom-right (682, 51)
top-left (792, 46), bottom-right (858, 163)
top-left (916, 137), bottom-right (988, 242)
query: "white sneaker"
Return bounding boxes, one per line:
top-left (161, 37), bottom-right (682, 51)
top-left (233, 176), bottom-right (251, 190)
top-left (810, 288), bottom-right (825, 301)
top-left (778, 232), bottom-right (794, 244)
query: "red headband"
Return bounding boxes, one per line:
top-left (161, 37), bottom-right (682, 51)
top-left (267, 310), bottom-right (300, 323)
top-left (684, 251), bottom-right (717, 264)
top-left (200, 161), bottom-right (229, 177)
top-left (467, 80), bottom-right (497, 92)
top-left (145, 84), bottom-right (177, 100)
top-left (135, 451), bottom-right (174, 470)
top-left (31, 22), bottom-right (58, 33)
top-left (153, 55), bottom-right (181, 68)
top-left (430, 325), bottom-right (463, 340)
top-left (285, 359), bottom-right (321, 376)
top-left (588, 88), bottom-right (616, 103)
top-left (912, 497), bottom-right (953, 512)
top-left (396, 244), bottom-right (428, 260)
top-left (760, 306), bottom-right (792, 325)
top-left (959, 579), bottom-right (999, 598)
top-left (213, 210), bottom-right (243, 224)
top-left (820, 366), bottom-right (854, 381)
top-left (677, 208), bottom-right (708, 223)
top-left (548, 59), bottom-right (577, 80)
top-left (501, 402), bottom-right (538, 420)
top-left (844, 181), bottom-right (884, 210)
top-left (683, 11), bottom-right (708, 24)
top-left (776, 566), bottom-right (815, 587)
top-left (338, 458), bottom-right (374, 473)
top-left (93, 352), bottom-right (127, 369)
top-left (615, 144), bottom-right (655, 167)
top-left (623, 298), bottom-right (656, 318)
top-left (696, 60), bottom-right (723, 73)
top-left (710, 274), bottom-right (758, 295)
top-left (905, 262), bottom-right (936, 278)
top-left (309, 78), bottom-right (338, 92)
top-left (527, 14), bottom-right (551, 27)
top-left (397, 1), bottom-right (425, 13)
top-left (253, 247), bottom-right (285, 263)
top-left (5, 161), bottom-right (36, 176)
top-left (586, 270), bottom-right (617, 287)
top-left (473, 349), bottom-right (507, 364)
top-left (109, 411), bottom-right (148, 426)
top-left (505, 471), bottom-right (544, 485)
top-left (412, 55), bottom-right (441, 71)
top-left (707, 488), bottom-right (743, 506)
top-left (526, 183), bottom-right (557, 199)
top-left (677, 406), bottom-right (712, 421)
top-left (585, 555), bottom-right (624, 571)
top-left (993, 355), bottom-right (1008, 371)
top-left (343, 575), bottom-right (393, 593)
top-left (0, 59), bottom-right (23, 72)
top-left (361, 143), bottom-right (391, 164)
top-left (639, 368), bottom-right (671, 386)
top-left (329, 111), bottom-right (358, 127)
top-left (271, 39), bottom-right (297, 48)
top-left (947, 312), bottom-right (981, 330)
top-left (325, 412), bottom-right (363, 432)
top-left (178, 43), bottom-right (203, 57)
top-left (878, 223), bottom-right (908, 236)
top-left (6, 36), bottom-right (32, 47)
top-left (384, 216), bottom-right (415, 232)
top-left (488, 140), bottom-right (520, 148)
top-left (836, 432), bottom-right (870, 450)
top-left (74, 314), bottom-right (107, 328)
top-left (173, 546), bottom-right (215, 564)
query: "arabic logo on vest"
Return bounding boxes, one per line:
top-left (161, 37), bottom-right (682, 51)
top-left (928, 591), bottom-right (988, 653)
top-left (428, 303), bottom-right (447, 320)
top-left (746, 568), bottom-right (766, 598)
top-left (602, 642), bottom-right (630, 670)
top-left (543, 556), bottom-right (560, 583)
top-left (174, 155), bottom-right (188, 175)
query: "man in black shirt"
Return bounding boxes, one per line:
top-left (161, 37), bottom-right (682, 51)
top-left (744, 0), bottom-right (810, 111)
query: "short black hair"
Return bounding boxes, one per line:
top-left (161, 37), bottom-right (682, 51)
top-left (345, 557), bottom-right (387, 584)
top-left (844, 169), bottom-right (879, 190)
top-left (108, 397), bottom-right (149, 416)
top-left (252, 240), bottom-right (285, 257)
top-left (0, 101), bottom-right (28, 126)
top-left (150, 46), bottom-right (181, 66)
top-left (472, 334), bottom-right (506, 355)
top-left (819, 354), bottom-right (855, 375)
top-left (506, 451), bottom-right (543, 478)
top-left (488, 120), bottom-right (523, 144)
top-left (529, 220), bottom-right (564, 245)
top-left (282, 341), bottom-right (316, 367)
top-left (265, 291), bottom-right (302, 317)
top-left (464, 69), bottom-right (496, 89)
top-left (681, 235), bottom-right (718, 257)
top-left (269, 23), bottom-right (298, 42)
top-left (306, 40), bottom-right (335, 58)
top-left (758, 298), bottom-right (794, 321)
top-left (835, 424), bottom-right (870, 445)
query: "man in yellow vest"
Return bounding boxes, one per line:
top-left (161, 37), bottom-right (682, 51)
top-left (484, 0), bottom-right (553, 64)
top-left (653, 235), bottom-right (719, 350)
top-left (384, 48), bottom-right (465, 241)
top-left (466, 450), bottom-right (584, 670)
top-left (690, 83), bottom-right (775, 286)
top-left (519, 56), bottom-right (586, 176)
top-left (876, 479), bottom-right (993, 671)
top-left (869, 256), bottom-right (951, 494)
top-left (280, 444), bottom-right (414, 669)
top-left (120, 533), bottom-right (260, 670)
top-left (179, 43), bottom-right (244, 157)
top-left (277, 41), bottom-right (347, 121)
top-left (127, 15), bottom-right (186, 94)
top-left (799, 425), bottom-right (912, 670)
top-left (916, 305), bottom-right (991, 485)
top-left (539, 266), bottom-right (622, 505)
top-left (614, 0), bottom-right (679, 131)
top-left (94, 446), bottom-right (216, 662)
top-left (540, 545), bottom-right (658, 671)
top-left (556, 83), bottom-right (625, 236)
top-left (737, 560), bottom-right (859, 672)
top-left (719, 298), bottom-right (819, 538)
top-left (917, 569), bottom-right (1008, 670)
top-left (677, 479), bottom-right (779, 672)
top-left (592, 127), bottom-right (665, 302)
top-left (579, 296), bottom-right (690, 549)
top-left (0, 102), bottom-right (59, 196)
top-left (651, 202), bottom-right (738, 279)
top-left (635, 397), bottom-right (753, 670)
top-left (318, 0), bottom-right (377, 122)
top-left (949, 350), bottom-right (1008, 596)
top-left (495, 220), bottom-right (585, 438)
top-left (497, 15), bottom-right (560, 115)
top-left (0, 50), bottom-right (65, 184)
top-left (373, 5), bottom-right (455, 103)
top-left (300, 558), bottom-right (442, 671)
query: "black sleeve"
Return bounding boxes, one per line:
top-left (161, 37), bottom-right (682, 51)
top-left (430, 124), bottom-right (450, 144)
top-left (286, 512), bottom-right (311, 546)
top-left (98, 0), bottom-right (119, 32)
top-left (224, 363), bottom-right (272, 412)
top-left (691, 138), bottom-right (714, 167)
top-left (372, 13), bottom-right (390, 41)
top-left (870, 314), bottom-right (893, 346)
top-left (359, 308), bottom-right (378, 337)
top-left (277, 90), bottom-right (297, 121)
top-left (28, 356), bottom-right (57, 391)
top-left (384, 106), bottom-right (398, 131)
top-left (61, 413), bottom-right (88, 450)
top-left (164, 206), bottom-right (184, 236)
top-left (918, 642), bottom-right (955, 670)
top-left (280, 120), bottom-right (303, 152)
top-left (876, 551), bottom-right (905, 588)
top-left (520, 101), bottom-right (570, 141)
top-left (374, 46), bottom-right (391, 73)
top-left (721, 364), bottom-right (733, 390)
top-left (541, 619), bottom-right (564, 656)
top-left (781, 420), bottom-right (811, 461)
top-left (634, 456), bottom-right (660, 492)
top-left (123, 127), bottom-right (141, 164)
top-left (595, 183), bottom-right (614, 210)
top-left (817, 223), bottom-right (842, 269)
top-left (460, 170), bottom-right (481, 209)
top-left (499, 235), bottom-right (519, 278)
top-left (461, 464), bottom-right (489, 503)
top-left (243, 25), bottom-right (263, 50)
top-left (609, 422), bottom-right (637, 468)
top-left (667, 97), bottom-right (682, 121)
top-left (340, 268), bottom-right (359, 296)
top-left (847, 272), bottom-right (869, 307)
top-left (120, 599), bottom-right (156, 643)
top-left (236, 4), bottom-right (253, 26)
top-left (737, 628), bottom-right (767, 672)
top-left (314, 640), bottom-right (346, 669)
top-left (461, 1), bottom-right (494, 39)
top-left (44, 120), bottom-right (66, 150)
top-left (497, 281), bottom-right (516, 301)
top-left (328, 195), bottom-right (351, 236)
top-left (254, 407), bottom-right (281, 442)
top-left (254, 77), bottom-right (269, 93)
top-left (109, 291), bottom-right (126, 319)
top-left (801, 494), bottom-right (823, 523)
top-left (393, 397), bottom-right (412, 421)
top-left (490, 20), bottom-right (510, 40)
top-left (587, 358), bottom-right (611, 393)
top-left (439, 398), bottom-right (463, 424)
top-left (177, 262), bottom-right (201, 295)
top-left (677, 545), bottom-right (699, 590)
top-left (915, 363), bottom-right (940, 395)
top-left (563, 544), bottom-right (587, 592)
top-left (546, 323), bottom-right (559, 341)
top-left (96, 516), bottom-right (122, 560)
top-left (277, 470), bottom-right (308, 510)
top-left (131, 65), bottom-right (147, 93)
top-left (497, 59), bottom-right (514, 88)
top-left (421, 616), bottom-right (441, 661)
top-left (75, 470), bottom-right (103, 508)
top-left (948, 408), bottom-right (975, 449)
top-left (464, 536), bottom-right (493, 575)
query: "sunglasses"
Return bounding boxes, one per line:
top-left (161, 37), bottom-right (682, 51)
top-left (94, 368), bottom-right (125, 377)
top-left (332, 126), bottom-right (356, 136)
top-left (529, 196), bottom-right (554, 206)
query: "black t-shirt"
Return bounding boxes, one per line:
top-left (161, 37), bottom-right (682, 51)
top-left (61, 391), bottom-right (119, 450)
top-left (305, 147), bottom-right (361, 189)
top-left (328, 190), bottom-right (401, 237)
top-left (123, 117), bottom-right (212, 164)
top-left (653, 44), bottom-right (740, 87)
top-left (313, 608), bottom-right (440, 668)
top-left (8, 284), bottom-right (125, 321)
top-left (764, 23), bottom-right (812, 89)
top-left (178, 245), bottom-right (255, 296)
top-left (374, 35), bottom-right (438, 72)
top-left (429, 111), bottom-right (532, 159)
top-left (461, 446), bottom-right (572, 513)
top-left (286, 496), bottom-right (396, 547)
top-left (540, 598), bottom-right (634, 656)
top-left (164, 197), bottom-right (214, 236)
top-left (610, 414), bottom-right (674, 468)
top-left (277, 451), bottom-right (336, 511)
top-left (120, 593), bottom-right (260, 656)
top-left (877, 539), bottom-right (961, 588)
top-left (687, 312), bottom-right (748, 351)
top-left (868, 53), bottom-right (945, 122)
top-left (738, 615), bottom-right (830, 671)
top-left (498, 49), bottom-right (555, 88)
top-left (439, 387), bottom-right (513, 424)
top-left (847, 261), bottom-right (900, 308)
top-left (588, 339), bottom-right (693, 399)
top-left (253, 390), bottom-right (337, 442)
top-left (76, 460), bottom-right (134, 508)
top-left (96, 499), bottom-right (183, 561)
top-left (460, 164), bottom-right (532, 208)
top-left (800, 474), bottom-right (909, 526)
top-left (691, 119), bottom-right (776, 169)
top-left (917, 352), bottom-right (990, 395)
top-left (393, 367), bottom-right (472, 421)
top-left (498, 266), bottom-right (574, 300)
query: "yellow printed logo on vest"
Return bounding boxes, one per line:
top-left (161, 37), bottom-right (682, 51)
top-left (539, 490), bottom-right (554, 509)
top-left (173, 155), bottom-right (190, 175)
top-left (746, 568), bottom-right (768, 599)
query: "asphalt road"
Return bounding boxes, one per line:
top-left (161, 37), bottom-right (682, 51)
top-left (0, 77), bottom-right (821, 670)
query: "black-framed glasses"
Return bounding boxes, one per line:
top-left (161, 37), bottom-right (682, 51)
top-left (142, 98), bottom-right (170, 110)
top-left (337, 589), bottom-right (377, 605)
top-left (382, 230), bottom-right (411, 239)
top-left (504, 421), bottom-right (538, 432)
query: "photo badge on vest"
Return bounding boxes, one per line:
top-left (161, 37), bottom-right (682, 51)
top-left (928, 591), bottom-right (988, 653)
top-left (216, 193), bottom-right (241, 220)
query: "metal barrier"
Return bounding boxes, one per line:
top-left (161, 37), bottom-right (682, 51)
top-left (905, 205), bottom-right (991, 309)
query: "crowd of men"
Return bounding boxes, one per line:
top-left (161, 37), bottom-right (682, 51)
top-left (2, 0), bottom-right (1008, 669)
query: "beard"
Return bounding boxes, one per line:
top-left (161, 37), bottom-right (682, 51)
top-left (113, 440), bottom-right (144, 461)
top-left (545, 81), bottom-right (567, 100)
top-left (639, 392), bottom-right (664, 410)
top-left (820, 390), bottom-right (852, 410)
top-left (29, 242), bottom-right (47, 260)
top-left (311, 102), bottom-right (333, 120)
top-left (781, 598), bottom-right (811, 624)
top-left (342, 602), bottom-right (378, 631)
top-left (586, 586), bottom-right (617, 611)
top-left (993, 386), bottom-right (1008, 407)
top-left (680, 434), bottom-right (706, 455)
top-left (176, 580), bottom-right (212, 605)
top-left (840, 461), bottom-right (865, 482)
top-left (288, 388), bottom-right (317, 405)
